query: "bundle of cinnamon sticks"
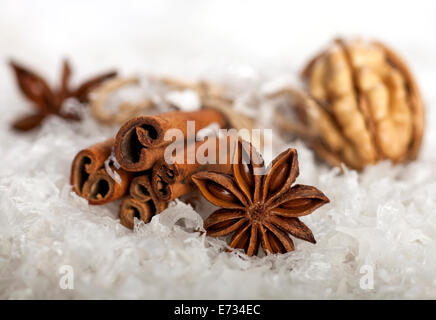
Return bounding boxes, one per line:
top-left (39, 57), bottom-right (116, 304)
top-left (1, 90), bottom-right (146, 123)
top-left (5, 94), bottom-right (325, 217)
top-left (70, 109), bottom-right (234, 229)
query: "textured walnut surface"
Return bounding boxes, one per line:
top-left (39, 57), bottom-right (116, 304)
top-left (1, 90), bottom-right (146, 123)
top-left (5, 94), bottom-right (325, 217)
top-left (301, 39), bottom-right (424, 169)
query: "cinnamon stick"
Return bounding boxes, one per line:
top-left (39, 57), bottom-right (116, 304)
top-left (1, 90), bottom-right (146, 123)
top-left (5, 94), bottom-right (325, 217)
top-left (119, 174), bottom-right (168, 229)
top-left (151, 136), bottom-right (235, 201)
top-left (119, 197), bottom-right (156, 230)
top-left (70, 138), bottom-right (133, 205)
top-left (114, 110), bottom-right (228, 171)
top-left (129, 174), bottom-right (153, 202)
top-left (129, 174), bottom-right (168, 212)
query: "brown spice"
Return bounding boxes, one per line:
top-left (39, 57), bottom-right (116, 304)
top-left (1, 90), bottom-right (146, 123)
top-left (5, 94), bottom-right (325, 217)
top-left (129, 174), bottom-right (168, 212)
top-left (119, 174), bottom-right (168, 229)
top-left (192, 139), bottom-right (329, 256)
top-left (114, 110), bottom-right (228, 171)
top-left (119, 198), bottom-right (156, 230)
top-left (151, 136), bottom-right (235, 201)
top-left (70, 138), bottom-right (132, 205)
top-left (9, 59), bottom-right (117, 131)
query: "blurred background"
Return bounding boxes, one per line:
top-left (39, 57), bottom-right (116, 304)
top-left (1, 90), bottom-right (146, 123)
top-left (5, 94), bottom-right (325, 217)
top-left (1, 0), bottom-right (435, 85)
top-left (1, 0), bottom-right (435, 155)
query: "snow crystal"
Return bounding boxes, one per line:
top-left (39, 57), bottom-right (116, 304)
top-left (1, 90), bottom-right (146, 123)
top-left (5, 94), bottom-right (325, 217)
top-left (104, 149), bottom-right (122, 185)
top-left (165, 89), bottom-right (201, 111)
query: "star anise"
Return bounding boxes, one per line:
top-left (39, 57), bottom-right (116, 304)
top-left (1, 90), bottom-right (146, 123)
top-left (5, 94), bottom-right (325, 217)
top-left (192, 139), bottom-right (329, 256)
top-left (9, 59), bottom-right (117, 131)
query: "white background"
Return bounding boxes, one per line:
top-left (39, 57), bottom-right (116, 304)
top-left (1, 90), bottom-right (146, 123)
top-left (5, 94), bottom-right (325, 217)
top-left (1, 0), bottom-right (435, 84)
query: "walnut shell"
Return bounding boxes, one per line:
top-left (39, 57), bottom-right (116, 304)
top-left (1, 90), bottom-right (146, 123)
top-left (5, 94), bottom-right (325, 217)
top-left (294, 39), bottom-right (424, 170)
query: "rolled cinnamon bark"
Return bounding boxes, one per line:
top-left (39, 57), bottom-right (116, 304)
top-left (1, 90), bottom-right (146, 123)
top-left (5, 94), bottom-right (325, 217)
top-left (129, 174), bottom-right (152, 202)
top-left (71, 138), bottom-right (132, 205)
top-left (120, 174), bottom-right (168, 229)
top-left (81, 168), bottom-right (132, 205)
top-left (114, 110), bottom-right (228, 172)
top-left (151, 136), bottom-right (234, 201)
top-left (152, 178), bottom-right (195, 202)
top-left (119, 197), bottom-right (156, 230)
top-left (129, 174), bottom-right (168, 212)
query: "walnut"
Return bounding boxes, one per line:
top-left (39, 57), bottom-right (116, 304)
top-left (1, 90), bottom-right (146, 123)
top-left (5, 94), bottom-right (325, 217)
top-left (275, 39), bottom-right (425, 170)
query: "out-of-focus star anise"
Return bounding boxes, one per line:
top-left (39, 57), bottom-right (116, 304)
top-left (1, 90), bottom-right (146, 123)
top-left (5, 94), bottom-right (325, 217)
top-left (9, 59), bottom-right (117, 131)
top-left (192, 139), bottom-right (329, 256)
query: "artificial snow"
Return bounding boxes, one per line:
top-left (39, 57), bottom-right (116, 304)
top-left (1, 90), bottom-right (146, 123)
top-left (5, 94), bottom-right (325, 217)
top-left (1, 0), bottom-right (436, 299)
top-left (104, 150), bottom-right (122, 185)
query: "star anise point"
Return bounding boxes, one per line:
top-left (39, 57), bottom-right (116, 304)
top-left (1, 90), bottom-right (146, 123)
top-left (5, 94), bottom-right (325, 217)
top-left (193, 139), bottom-right (329, 256)
top-left (9, 59), bottom-right (117, 132)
